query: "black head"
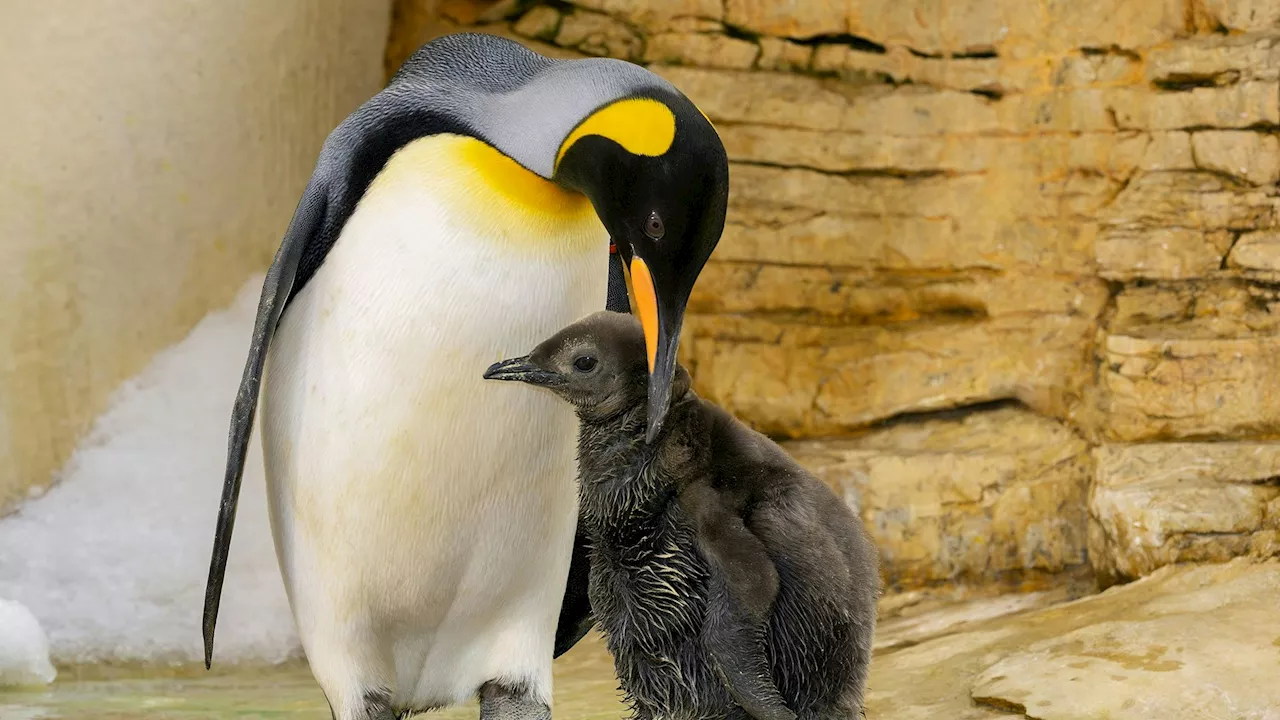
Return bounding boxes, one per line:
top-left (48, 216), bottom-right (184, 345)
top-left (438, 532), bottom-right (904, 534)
top-left (483, 312), bottom-right (679, 424)
top-left (552, 89), bottom-right (728, 442)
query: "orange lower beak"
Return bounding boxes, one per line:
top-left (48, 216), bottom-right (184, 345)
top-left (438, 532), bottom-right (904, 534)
top-left (629, 257), bottom-right (659, 373)
top-left (626, 255), bottom-right (683, 443)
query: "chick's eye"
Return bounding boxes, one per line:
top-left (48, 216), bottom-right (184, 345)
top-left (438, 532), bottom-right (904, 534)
top-left (644, 211), bottom-right (665, 240)
top-left (573, 356), bottom-right (598, 373)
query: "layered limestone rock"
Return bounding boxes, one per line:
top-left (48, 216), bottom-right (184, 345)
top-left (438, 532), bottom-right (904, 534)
top-left (786, 406), bottom-right (1091, 589)
top-left (385, 0), bottom-right (1280, 583)
top-left (869, 559), bottom-right (1280, 719)
top-left (685, 269), bottom-right (1107, 437)
top-left (1102, 281), bottom-right (1280, 441)
top-left (1089, 442), bottom-right (1280, 585)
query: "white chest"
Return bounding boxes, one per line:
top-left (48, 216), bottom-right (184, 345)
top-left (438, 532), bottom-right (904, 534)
top-left (261, 131), bottom-right (605, 608)
top-left (259, 134), bottom-right (613, 707)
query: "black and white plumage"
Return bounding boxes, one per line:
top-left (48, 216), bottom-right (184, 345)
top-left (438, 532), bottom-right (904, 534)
top-left (202, 32), bottom-right (728, 720)
top-left (484, 312), bottom-right (881, 720)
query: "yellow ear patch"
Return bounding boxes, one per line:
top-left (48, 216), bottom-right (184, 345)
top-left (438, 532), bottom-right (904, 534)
top-left (555, 98), bottom-right (677, 170)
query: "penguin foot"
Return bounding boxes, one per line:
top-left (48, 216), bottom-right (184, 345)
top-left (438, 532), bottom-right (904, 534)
top-left (478, 680), bottom-right (551, 720)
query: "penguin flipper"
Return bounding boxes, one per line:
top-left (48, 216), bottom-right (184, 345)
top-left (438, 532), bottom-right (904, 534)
top-left (703, 553), bottom-right (794, 720)
top-left (682, 486), bottom-right (795, 720)
top-left (553, 530), bottom-right (595, 658)
top-left (202, 180), bottom-right (328, 669)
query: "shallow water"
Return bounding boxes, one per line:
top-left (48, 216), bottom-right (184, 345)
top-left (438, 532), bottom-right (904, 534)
top-left (0, 633), bottom-right (627, 720)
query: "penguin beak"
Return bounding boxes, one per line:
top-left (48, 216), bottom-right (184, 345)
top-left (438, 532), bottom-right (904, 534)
top-left (627, 255), bottom-right (685, 445)
top-left (483, 356), bottom-right (564, 387)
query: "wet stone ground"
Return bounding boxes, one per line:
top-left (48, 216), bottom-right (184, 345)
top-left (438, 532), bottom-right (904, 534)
top-left (1, 633), bottom-right (626, 720)
top-left (5, 559), bottom-right (1280, 719)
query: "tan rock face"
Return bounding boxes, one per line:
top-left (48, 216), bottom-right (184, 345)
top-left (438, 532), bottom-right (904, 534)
top-left (378, 1), bottom-right (1280, 586)
top-left (719, 0), bottom-right (1183, 57)
top-left (686, 274), bottom-right (1106, 436)
top-left (1097, 171), bottom-right (1280, 281)
top-left (554, 9), bottom-right (642, 60)
top-left (786, 407), bottom-right (1091, 588)
top-left (1192, 131), bottom-right (1280, 186)
top-left (1147, 32), bottom-right (1280, 85)
top-left (756, 37), bottom-right (812, 72)
top-left (1089, 443), bottom-right (1280, 585)
top-left (1199, 0), bottom-right (1280, 32)
top-left (1228, 231), bottom-right (1280, 272)
top-left (1101, 331), bottom-right (1280, 441)
top-left (1102, 281), bottom-right (1280, 441)
top-left (566, 0), bottom-right (724, 30)
top-left (511, 5), bottom-right (560, 41)
top-left (869, 559), bottom-right (1280, 719)
top-left (644, 32), bottom-right (760, 69)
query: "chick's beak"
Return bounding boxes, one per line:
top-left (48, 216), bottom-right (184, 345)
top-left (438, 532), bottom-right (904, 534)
top-left (628, 256), bottom-right (685, 444)
top-left (482, 356), bottom-right (564, 386)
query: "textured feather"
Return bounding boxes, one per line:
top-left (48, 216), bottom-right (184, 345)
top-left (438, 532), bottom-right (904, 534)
top-left (204, 31), bottom-right (669, 670)
top-left (202, 179), bottom-right (325, 669)
top-left (521, 312), bottom-right (880, 719)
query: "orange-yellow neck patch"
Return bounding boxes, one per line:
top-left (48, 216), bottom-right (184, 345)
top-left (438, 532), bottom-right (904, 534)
top-left (458, 138), bottom-right (594, 219)
top-left (555, 98), bottom-right (677, 170)
top-left (365, 134), bottom-right (605, 254)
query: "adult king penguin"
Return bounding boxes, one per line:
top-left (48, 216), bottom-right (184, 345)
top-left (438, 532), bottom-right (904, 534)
top-left (202, 32), bottom-right (728, 720)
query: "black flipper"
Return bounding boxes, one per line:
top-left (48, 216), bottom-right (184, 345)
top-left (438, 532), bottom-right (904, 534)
top-left (553, 527), bottom-right (595, 658)
top-left (202, 179), bottom-right (328, 669)
top-left (683, 486), bottom-right (796, 720)
top-left (553, 248), bottom-right (629, 658)
top-left (703, 576), bottom-right (795, 720)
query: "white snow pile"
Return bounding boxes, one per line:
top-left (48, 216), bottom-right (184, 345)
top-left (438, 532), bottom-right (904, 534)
top-left (0, 598), bottom-right (56, 686)
top-left (0, 275), bottom-right (301, 666)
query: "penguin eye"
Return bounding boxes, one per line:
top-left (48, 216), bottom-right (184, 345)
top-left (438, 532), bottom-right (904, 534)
top-left (573, 356), bottom-right (598, 373)
top-left (644, 211), bottom-right (665, 240)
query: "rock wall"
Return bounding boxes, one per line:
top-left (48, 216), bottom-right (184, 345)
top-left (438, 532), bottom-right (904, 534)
top-left (387, 0), bottom-right (1280, 588)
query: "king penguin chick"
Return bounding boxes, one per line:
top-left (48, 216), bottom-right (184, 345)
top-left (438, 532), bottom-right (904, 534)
top-left (202, 33), bottom-right (729, 720)
top-left (485, 312), bottom-right (881, 720)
